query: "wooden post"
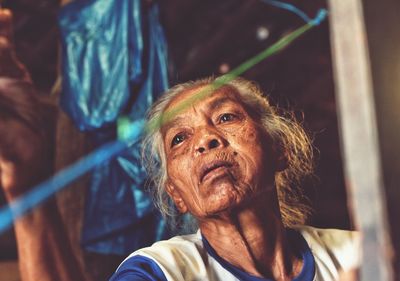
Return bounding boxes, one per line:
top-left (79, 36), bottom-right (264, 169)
top-left (327, 0), bottom-right (394, 280)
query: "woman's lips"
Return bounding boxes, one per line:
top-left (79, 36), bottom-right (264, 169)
top-left (199, 160), bottom-right (233, 183)
top-left (202, 165), bottom-right (231, 183)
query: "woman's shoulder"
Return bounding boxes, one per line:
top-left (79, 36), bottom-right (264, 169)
top-left (112, 232), bottom-right (207, 281)
top-left (294, 225), bottom-right (361, 273)
top-left (134, 231), bottom-right (204, 258)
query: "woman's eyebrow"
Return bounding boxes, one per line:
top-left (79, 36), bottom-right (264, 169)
top-left (161, 116), bottom-right (186, 135)
top-left (208, 96), bottom-right (236, 112)
top-left (162, 96), bottom-right (238, 134)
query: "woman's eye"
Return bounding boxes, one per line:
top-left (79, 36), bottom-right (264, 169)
top-left (219, 113), bottom-right (236, 123)
top-left (171, 133), bottom-right (186, 147)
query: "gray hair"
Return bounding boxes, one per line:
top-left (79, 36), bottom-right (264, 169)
top-left (142, 77), bottom-right (314, 228)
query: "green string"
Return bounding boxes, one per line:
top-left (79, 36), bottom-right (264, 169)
top-left (143, 21), bottom-right (316, 135)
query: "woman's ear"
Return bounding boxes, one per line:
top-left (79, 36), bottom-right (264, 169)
top-left (165, 180), bottom-right (188, 213)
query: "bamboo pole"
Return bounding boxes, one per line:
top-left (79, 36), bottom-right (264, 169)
top-left (327, 0), bottom-right (393, 280)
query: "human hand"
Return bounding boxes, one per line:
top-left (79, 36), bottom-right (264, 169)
top-left (0, 8), bottom-right (31, 81)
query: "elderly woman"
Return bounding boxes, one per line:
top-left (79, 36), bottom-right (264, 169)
top-left (110, 77), bottom-right (360, 281)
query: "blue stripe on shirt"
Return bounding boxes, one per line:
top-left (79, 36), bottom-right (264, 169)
top-left (109, 255), bottom-right (168, 281)
top-left (110, 229), bottom-right (315, 281)
top-left (202, 229), bottom-right (315, 281)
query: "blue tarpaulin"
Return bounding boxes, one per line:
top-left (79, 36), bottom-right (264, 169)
top-left (59, 0), bottom-right (170, 255)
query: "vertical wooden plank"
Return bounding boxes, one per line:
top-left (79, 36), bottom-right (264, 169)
top-left (362, 0), bottom-right (400, 278)
top-left (327, 0), bottom-right (393, 280)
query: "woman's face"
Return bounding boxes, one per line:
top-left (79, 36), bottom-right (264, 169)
top-left (162, 86), bottom-right (278, 219)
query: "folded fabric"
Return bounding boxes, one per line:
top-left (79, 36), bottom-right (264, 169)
top-left (59, 0), bottom-right (170, 255)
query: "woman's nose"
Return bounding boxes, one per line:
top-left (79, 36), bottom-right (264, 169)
top-left (195, 127), bottom-right (226, 154)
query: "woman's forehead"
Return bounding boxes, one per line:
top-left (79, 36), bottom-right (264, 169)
top-left (159, 85), bottom-right (244, 136)
top-left (164, 84), bottom-right (241, 113)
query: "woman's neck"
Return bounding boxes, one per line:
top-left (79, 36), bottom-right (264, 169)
top-left (199, 190), bottom-right (303, 281)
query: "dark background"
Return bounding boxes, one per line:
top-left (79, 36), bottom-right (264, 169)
top-left (3, 0), bottom-right (398, 279)
top-left (0, 0), bottom-right (400, 276)
top-left (0, 0), bottom-right (350, 258)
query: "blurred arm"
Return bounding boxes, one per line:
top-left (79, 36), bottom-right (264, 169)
top-left (0, 7), bottom-right (87, 281)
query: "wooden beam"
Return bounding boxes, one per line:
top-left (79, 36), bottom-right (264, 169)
top-left (327, 0), bottom-right (394, 280)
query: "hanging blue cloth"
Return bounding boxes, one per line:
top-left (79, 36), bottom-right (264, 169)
top-left (58, 0), bottom-right (170, 255)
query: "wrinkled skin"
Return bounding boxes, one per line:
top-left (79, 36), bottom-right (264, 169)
top-left (161, 85), bottom-right (304, 280)
top-left (163, 86), bottom-right (279, 219)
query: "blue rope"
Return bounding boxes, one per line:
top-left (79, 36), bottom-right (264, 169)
top-left (0, 2), bottom-right (329, 234)
top-left (0, 120), bottom-right (144, 233)
top-left (259, 0), bottom-right (328, 26)
top-left (310, 9), bottom-right (328, 26)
